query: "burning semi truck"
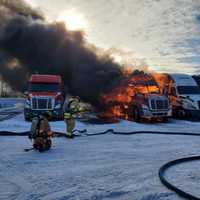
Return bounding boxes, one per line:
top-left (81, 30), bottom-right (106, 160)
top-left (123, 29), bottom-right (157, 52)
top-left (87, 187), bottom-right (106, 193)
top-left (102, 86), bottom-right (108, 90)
top-left (24, 74), bottom-right (65, 121)
top-left (101, 71), bottom-right (172, 122)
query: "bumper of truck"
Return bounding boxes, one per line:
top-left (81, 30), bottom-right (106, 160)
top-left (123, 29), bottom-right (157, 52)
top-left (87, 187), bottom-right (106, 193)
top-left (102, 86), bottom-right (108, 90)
top-left (24, 108), bottom-right (63, 120)
top-left (186, 109), bottom-right (200, 119)
top-left (140, 109), bottom-right (172, 119)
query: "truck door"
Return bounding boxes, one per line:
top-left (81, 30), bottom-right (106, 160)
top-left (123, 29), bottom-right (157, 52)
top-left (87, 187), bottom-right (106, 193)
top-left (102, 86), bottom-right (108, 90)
top-left (169, 86), bottom-right (178, 107)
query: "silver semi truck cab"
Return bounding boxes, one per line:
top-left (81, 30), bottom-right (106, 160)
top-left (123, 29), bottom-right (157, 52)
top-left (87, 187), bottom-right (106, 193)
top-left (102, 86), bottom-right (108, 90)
top-left (166, 73), bottom-right (200, 118)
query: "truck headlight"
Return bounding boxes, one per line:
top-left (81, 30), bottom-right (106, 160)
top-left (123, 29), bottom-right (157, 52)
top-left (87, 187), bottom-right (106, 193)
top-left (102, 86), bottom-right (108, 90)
top-left (24, 100), bottom-right (31, 109)
top-left (184, 101), bottom-right (196, 110)
top-left (54, 99), bottom-right (62, 109)
top-left (142, 104), bottom-right (149, 110)
top-left (55, 103), bottom-right (61, 109)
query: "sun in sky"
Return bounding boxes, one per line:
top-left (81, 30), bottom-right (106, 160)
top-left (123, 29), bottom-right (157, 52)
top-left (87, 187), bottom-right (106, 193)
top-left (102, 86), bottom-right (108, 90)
top-left (23, 0), bottom-right (36, 7)
top-left (57, 9), bottom-right (88, 31)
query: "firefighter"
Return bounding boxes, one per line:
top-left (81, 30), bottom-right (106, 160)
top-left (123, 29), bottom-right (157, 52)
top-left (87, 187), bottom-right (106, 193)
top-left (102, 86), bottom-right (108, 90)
top-left (64, 96), bottom-right (82, 138)
top-left (29, 112), bottom-right (54, 152)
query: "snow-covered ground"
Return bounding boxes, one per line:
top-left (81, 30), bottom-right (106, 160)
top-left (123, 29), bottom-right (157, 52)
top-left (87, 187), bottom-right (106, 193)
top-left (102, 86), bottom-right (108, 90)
top-left (1, 100), bottom-right (200, 199)
top-left (2, 113), bottom-right (200, 134)
top-left (0, 98), bottom-right (24, 111)
top-left (0, 98), bottom-right (24, 121)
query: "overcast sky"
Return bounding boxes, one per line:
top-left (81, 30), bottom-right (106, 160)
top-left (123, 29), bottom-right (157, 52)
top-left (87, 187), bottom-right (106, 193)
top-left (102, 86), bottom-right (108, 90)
top-left (29, 0), bottom-right (200, 74)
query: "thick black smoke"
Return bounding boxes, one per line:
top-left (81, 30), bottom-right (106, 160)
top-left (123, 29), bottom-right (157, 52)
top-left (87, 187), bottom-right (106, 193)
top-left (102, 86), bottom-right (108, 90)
top-left (0, 0), bottom-right (123, 104)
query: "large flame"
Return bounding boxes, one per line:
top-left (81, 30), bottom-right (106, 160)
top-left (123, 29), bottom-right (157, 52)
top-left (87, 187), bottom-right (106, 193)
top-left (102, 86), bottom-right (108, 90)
top-left (152, 72), bottom-right (170, 94)
top-left (100, 69), bottom-right (163, 120)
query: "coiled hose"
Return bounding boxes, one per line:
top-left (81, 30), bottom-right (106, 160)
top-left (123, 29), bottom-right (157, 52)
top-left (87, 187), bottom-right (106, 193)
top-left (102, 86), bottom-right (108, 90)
top-left (159, 156), bottom-right (200, 200)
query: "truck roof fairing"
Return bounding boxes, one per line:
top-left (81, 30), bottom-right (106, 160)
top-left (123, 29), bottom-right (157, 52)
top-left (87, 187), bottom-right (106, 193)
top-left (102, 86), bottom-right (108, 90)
top-left (29, 74), bottom-right (62, 84)
top-left (168, 73), bottom-right (198, 86)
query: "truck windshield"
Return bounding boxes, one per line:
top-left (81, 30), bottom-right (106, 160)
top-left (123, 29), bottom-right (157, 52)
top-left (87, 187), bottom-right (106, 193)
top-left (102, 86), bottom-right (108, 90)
top-left (136, 85), bottom-right (160, 94)
top-left (131, 77), bottom-right (160, 94)
top-left (28, 83), bottom-right (60, 92)
top-left (177, 86), bottom-right (200, 95)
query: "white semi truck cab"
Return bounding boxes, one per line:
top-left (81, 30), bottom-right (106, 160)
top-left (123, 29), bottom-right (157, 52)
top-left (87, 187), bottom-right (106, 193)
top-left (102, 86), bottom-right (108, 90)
top-left (166, 73), bottom-right (200, 118)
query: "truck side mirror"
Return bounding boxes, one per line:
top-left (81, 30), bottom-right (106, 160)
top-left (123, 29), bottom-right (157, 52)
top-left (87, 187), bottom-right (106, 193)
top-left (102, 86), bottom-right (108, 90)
top-left (171, 91), bottom-right (177, 97)
top-left (170, 87), bottom-right (177, 97)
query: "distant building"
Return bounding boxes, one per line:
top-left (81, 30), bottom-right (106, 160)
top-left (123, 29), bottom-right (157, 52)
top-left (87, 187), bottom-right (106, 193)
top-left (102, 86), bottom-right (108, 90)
top-left (0, 76), bottom-right (17, 97)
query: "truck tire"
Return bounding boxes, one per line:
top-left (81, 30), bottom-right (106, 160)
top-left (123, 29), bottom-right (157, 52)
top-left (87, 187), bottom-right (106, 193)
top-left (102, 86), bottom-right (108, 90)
top-left (133, 107), bottom-right (141, 122)
top-left (161, 117), bottom-right (169, 123)
top-left (25, 116), bottom-right (31, 122)
top-left (177, 108), bottom-right (186, 119)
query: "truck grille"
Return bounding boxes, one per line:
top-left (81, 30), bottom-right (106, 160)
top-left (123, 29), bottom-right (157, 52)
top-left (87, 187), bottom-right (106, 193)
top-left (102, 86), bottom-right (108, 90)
top-left (31, 97), bottom-right (53, 110)
top-left (150, 99), bottom-right (169, 110)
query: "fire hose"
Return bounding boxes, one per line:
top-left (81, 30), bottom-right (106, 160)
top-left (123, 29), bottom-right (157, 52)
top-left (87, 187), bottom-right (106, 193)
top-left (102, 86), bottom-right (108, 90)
top-left (0, 129), bottom-right (200, 199)
top-left (159, 156), bottom-right (200, 200)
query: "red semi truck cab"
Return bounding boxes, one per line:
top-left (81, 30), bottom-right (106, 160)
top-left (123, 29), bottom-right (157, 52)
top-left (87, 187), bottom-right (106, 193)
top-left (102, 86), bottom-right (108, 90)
top-left (24, 74), bottom-right (65, 121)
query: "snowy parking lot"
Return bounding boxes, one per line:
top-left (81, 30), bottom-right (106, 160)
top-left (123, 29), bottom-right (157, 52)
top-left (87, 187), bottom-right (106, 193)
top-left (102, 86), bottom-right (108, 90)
top-left (0, 98), bottom-right (24, 121)
top-left (0, 112), bottom-right (200, 200)
top-left (0, 98), bottom-right (24, 110)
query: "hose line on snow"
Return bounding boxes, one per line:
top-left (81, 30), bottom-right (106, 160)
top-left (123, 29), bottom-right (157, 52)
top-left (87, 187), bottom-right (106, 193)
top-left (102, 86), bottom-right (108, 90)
top-left (1, 129), bottom-right (200, 137)
top-left (159, 156), bottom-right (200, 200)
top-left (0, 129), bottom-right (200, 199)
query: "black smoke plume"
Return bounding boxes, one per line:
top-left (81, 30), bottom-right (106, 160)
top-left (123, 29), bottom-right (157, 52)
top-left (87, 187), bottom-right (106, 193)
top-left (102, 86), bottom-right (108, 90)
top-left (0, 0), bottom-right (123, 104)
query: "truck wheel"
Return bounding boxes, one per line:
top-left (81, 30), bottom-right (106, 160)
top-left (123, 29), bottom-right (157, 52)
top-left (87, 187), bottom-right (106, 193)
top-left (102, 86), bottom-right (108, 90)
top-left (161, 117), bottom-right (169, 122)
top-left (177, 108), bottom-right (186, 119)
top-left (133, 108), bottom-right (141, 122)
top-left (25, 116), bottom-right (31, 121)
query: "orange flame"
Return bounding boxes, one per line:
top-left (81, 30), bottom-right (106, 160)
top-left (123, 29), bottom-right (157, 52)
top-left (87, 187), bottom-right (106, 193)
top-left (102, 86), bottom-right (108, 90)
top-left (152, 72), bottom-right (170, 95)
top-left (100, 70), bottom-right (162, 119)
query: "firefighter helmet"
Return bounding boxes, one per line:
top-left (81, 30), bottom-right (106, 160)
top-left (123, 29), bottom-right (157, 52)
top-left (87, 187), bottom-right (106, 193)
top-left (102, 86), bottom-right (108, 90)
top-left (68, 96), bottom-right (80, 104)
top-left (69, 96), bottom-right (80, 102)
